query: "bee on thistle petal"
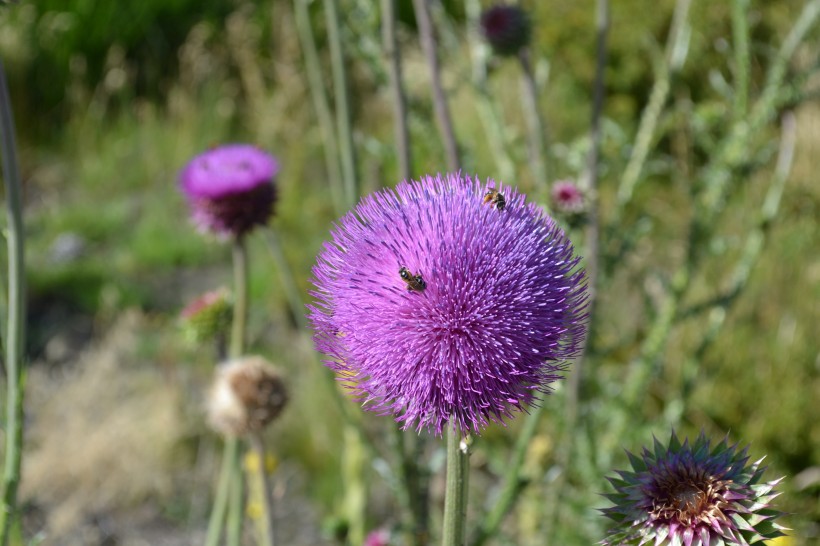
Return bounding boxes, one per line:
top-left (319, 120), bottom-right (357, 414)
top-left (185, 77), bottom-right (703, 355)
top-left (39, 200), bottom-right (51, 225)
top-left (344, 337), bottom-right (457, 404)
top-left (399, 266), bottom-right (427, 292)
top-left (483, 188), bottom-right (506, 211)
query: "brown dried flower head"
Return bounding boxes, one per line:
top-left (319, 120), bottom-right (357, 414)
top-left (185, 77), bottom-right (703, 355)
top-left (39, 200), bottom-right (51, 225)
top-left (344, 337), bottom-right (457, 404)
top-left (208, 356), bottom-right (288, 437)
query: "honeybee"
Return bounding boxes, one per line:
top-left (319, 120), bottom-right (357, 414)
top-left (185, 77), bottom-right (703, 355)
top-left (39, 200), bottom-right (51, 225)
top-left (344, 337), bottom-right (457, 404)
top-left (483, 188), bottom-right (506, 211)
top-left (399, 266), bottom-right (427, 292)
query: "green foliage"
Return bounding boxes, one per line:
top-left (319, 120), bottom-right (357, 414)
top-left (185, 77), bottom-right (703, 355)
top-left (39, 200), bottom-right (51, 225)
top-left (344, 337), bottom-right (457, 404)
top-left (4, 0), bottom-right (819, 544)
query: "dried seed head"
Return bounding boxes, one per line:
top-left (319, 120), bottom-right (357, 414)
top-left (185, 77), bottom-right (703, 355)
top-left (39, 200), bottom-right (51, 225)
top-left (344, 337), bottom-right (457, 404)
top-left (207, 356), bottom-right (288, 437)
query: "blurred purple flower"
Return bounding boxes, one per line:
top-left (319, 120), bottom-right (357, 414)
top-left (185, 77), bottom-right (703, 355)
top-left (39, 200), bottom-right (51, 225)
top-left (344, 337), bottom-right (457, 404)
top-left (480, 4), bottom-right (532, 57)
top-left (551, 179), bottom-right (586, 214)
top-left (308, 173), bottom-right (588, 435)
top-left (601, 432), bottom-right (785, 546)
top-left (363, 528), bottom-right (391, 546)
top-left (179, 144), bottom-right (278, 239)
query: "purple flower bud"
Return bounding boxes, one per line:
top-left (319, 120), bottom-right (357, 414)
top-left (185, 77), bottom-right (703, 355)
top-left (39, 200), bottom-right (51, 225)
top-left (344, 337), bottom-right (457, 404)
top-left (480, 5), bottom-right (532, 57)
top-left (551, 179), bottom-right (586, 214)
top-left (308, 173), bottom-right (588, 435)
top-left (601, 432), bottom-right (786, 546)
top-left (179, 144), bottom-right (279, 239)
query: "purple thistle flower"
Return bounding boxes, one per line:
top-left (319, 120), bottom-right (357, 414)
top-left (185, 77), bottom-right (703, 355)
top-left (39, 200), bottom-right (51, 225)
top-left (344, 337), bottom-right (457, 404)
top-left (480, 4), bottom-right (532, 57)
top-left (551, 179), bottom-right (586, 215)
top-left (601, 432), bottom-right (786, 546)
top-left (179, 144), bottom-right (279, 239)
top-left (308, 173), bottom-right (588, 435)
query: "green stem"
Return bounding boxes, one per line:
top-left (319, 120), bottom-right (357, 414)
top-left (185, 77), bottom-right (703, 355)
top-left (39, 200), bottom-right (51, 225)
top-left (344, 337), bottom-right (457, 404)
top-left (205, 237), bottom-right (250, 546)
top-left (205, 437), bottom-right (238, 546)
top-left (230, 236), bottom-right (249, 359)
top-left (441, 429), bottom-right (469, 546)
top-left (615, 0), bottom-right (691, 209)
top-left (465, 0), bottom-right (515, 183)
top-left (391, 425), bottom-right (429, 546)
top-left (0, 59), bottom-right (26, 546)
top-left (227, 450), bottom-right (244, 546)
top-left (518, 47), bottom-right (549, 194)
top-left (381, 0), bottom-right (412, 183)
top-left (412, 0), bottom-right (460, 171)
top-left (324, 0), bottom-right (359, 207)
top-left (264, 230), bottom-right (307, 330)
top-left (250, 434), bottom-right (276, 546)
top-left (731, 0), bottom-right (750, 121)
top-left (470, 408), bottom-right (542, 546)
top-left (293, 0), bottom-right (345, 216)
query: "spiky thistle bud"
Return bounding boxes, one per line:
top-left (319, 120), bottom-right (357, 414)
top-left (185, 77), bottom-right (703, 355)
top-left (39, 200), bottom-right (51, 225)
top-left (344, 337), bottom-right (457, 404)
top-left (179, 288), bottom-right (232, 345)
top-left (479, 4), bottom-right (532, 57)
top-left (207, 356), bottom-right (288, 437)
top-left (179, 144), bottom-right (279, 239)
top-left (601, 432), bottom-right (786, 546)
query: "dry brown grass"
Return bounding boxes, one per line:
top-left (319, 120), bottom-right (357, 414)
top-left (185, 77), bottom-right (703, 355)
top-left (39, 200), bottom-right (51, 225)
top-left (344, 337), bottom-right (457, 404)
top-left (22, 311), bottom-right (187, 538)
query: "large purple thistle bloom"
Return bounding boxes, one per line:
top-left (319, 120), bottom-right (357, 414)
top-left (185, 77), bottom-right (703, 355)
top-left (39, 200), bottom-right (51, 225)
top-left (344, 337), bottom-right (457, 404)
top-left (601, 432), bottom-right (785, 546)
top-left (179, 144), bottom-right (279, 238)
top-left (308, 173), bottom-right (588, 435)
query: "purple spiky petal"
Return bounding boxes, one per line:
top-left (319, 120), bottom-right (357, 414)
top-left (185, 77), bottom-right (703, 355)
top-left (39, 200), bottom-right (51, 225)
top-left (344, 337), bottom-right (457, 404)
top-left (308, 173), bottom-right (588, 435)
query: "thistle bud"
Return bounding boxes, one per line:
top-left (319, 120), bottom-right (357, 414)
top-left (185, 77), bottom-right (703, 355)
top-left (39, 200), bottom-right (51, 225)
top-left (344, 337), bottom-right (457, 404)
top-left (179, 288), bottom-right (232, 345)
top-left (479, 5), bottom-right (532, 57)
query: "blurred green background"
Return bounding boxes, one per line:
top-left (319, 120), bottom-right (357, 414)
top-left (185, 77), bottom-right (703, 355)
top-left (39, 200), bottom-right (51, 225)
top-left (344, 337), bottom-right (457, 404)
top-left (0, 0), bottom-right (817, 545)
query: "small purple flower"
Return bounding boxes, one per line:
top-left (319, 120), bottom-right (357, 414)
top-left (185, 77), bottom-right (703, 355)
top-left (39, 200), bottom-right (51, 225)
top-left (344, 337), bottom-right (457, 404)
top-left (179, 144), bottom-right (279, 239)
top-left (364, 528), bottom-right (391, 546)
top-left (601, 432), bottom-right (786, 546)
top-left (551, 179), bottom-right (586, 214)
top-left (480, 4), bottom-right (532, 57)
top-left (308, 173), bottom-right (588, 435)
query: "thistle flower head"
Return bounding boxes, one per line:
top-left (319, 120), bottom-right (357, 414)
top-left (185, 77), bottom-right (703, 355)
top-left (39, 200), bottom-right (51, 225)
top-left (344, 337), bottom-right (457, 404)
top-left (207, 356), bottom-right (288, 437)
top-left (480, 4), bottom-right (532, 57)
top-left (179, 144), bottom-right (278, 239)
top-left (601, 432), bottom-right (786, 546)
top-left (551, 179), bottom-right (586, 214)
top-left (308, 173), bottom-right (588, 435)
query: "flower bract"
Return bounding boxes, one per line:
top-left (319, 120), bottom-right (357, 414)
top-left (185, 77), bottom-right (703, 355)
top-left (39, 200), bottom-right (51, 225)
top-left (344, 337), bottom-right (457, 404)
top-left (308, 173), bottom-right (587, 435)
top-left (601, 432), bottom-right (786, 546)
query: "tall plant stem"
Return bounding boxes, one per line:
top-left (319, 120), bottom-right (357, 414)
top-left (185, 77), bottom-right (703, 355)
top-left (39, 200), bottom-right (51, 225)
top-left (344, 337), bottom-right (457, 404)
top-left (0, 60), bottom-right (26, 546)
top-left (441, 429), bottom-right (469, 546)
top-left (249, 434), bottom-right (276, 546)
top-left (672, 112), bottom-right (796, 420)
top-left (565, 0), bottom-right (608, 432)
top-left (470, 407), bottom-right (542, 546)
top-left (205, 236), bottom-right (250, 546)
top-left (324, 0), bottom-right (359, 207)
top-left (292, 0), bottom-right (344, 214)
top-left (230, 236), bottom-right (249, 359)
top-left (615, 0), bottom-right (691, 209)
top-left (544, 2), bottom-right (608, 538)
top-left (382, 0), bottom-right (412, 183)
top-left (518, 48), bottom-right (549, 195)
top-left (293, 0), bottom-right (345, 215)
top-left (412, 0), bottom-right (460, 171)
top-left (465, 0), bottom-right (515, 184)
top-left (391, 425), bottom-right (430, 546)
top-left (731, 0), bottom-right (750, 121)
top-left (205, 437), bottom-right (239, 546)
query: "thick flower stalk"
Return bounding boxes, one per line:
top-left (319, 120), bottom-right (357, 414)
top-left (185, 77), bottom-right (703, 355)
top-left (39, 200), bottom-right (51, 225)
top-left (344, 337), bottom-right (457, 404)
top-left (179, 144), bottom-right (279, 239)
top-left (601, 432), bottom-right (785, 546)
top-left (309, 173), bottom-right (588, 435)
